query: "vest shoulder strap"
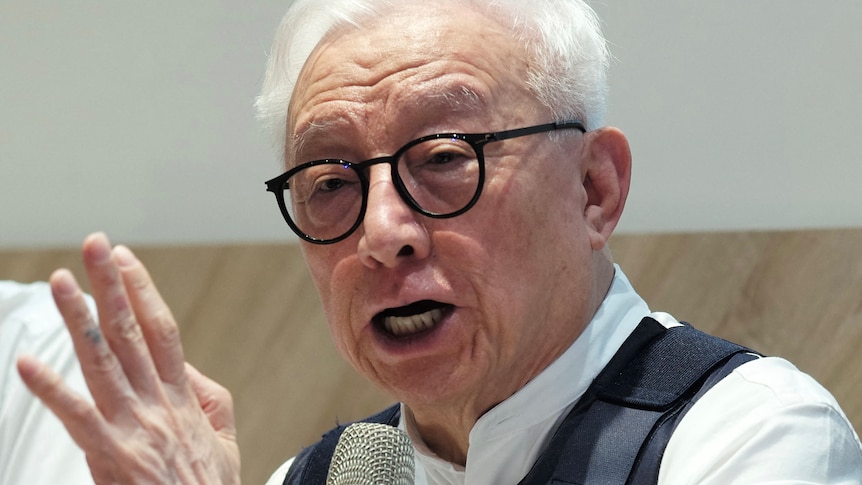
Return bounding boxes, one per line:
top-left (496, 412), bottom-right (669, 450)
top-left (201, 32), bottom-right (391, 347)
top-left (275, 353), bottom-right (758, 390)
top-left (519, 317), bottom-right (756, 485)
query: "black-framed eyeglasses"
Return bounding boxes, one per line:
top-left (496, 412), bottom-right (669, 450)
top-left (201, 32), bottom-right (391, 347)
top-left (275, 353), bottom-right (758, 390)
top-left (264, 120), bottom-right (586, 244)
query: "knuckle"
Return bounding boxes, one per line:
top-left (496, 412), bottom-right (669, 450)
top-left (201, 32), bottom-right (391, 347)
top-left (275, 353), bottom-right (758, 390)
top-left (149, 309), bottom-right (180, 344)
top-left (87, 344), bottom-right (122, 375)
top-left (125, 270), bottom-right (151, 294)
top-left (70, 398), bottom-right (104, 426)
top-left (107, 313), bottom-right (144, 343)
top-left (213, 385), bottom-right (235, 410)
top-left (92, 266), bottom-right (121, 290)
top-left (66, 304), bottom-right (94, 325)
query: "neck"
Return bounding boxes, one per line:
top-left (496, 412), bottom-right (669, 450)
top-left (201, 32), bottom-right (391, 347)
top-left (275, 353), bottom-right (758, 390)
top-left (404, 401), bottom-right (479, 465)
top-left (404, 258), bottom-right (618, 465)
top-left (402, 327), bottom-right (587, 465)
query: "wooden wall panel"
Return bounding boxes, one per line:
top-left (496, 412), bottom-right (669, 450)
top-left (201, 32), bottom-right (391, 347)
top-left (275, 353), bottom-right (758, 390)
top-left (609, 230), bottom-right (862, 436)
top-left (2, 229), bottom-right (860, 484)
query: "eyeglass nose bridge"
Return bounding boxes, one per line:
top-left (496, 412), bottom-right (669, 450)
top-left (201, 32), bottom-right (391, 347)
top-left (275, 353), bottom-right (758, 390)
top-left (352, 154), bottom-right (435, 219)
top-left (358, 146), bottom-right (487, 225)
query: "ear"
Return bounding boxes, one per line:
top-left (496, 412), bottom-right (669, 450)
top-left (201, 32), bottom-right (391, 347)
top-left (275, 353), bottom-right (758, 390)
top-left (580, 127), bottom-right (631, 250)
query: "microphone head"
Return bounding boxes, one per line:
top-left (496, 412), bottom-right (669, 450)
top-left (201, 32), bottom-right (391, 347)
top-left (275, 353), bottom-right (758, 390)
top-left (326, 422), bottom-right (415, 485)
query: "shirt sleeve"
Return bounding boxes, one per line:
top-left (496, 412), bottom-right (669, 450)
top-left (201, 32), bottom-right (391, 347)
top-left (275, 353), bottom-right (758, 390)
top-left (659, 356), bottom-right (862, 484)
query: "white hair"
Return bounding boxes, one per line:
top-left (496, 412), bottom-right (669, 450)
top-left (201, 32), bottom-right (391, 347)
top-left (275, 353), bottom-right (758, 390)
top-left (255, 0), bottom-right (610, 161)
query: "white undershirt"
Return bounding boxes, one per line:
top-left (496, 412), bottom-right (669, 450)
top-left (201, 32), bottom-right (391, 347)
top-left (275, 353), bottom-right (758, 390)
top-left (0, 281), bottom-right (96, 485)
top-left (267, 267), bottom-right (862, 484)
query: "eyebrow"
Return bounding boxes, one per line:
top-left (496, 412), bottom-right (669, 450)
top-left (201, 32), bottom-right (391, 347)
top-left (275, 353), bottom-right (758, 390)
top-left (290, 118), bottom-right (344, 161)
top-left (424, 84), bottom-right (486, 113)
top-left (289, 83), bottom-right (488, 163)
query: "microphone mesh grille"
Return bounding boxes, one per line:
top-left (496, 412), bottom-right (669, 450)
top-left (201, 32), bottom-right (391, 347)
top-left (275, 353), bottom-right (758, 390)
top-left (326, 422), bottom-right (415, 485)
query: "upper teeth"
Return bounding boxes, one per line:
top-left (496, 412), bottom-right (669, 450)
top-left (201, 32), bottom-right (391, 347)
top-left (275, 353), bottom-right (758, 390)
top-left (383, 308), bottom-right (443, 336)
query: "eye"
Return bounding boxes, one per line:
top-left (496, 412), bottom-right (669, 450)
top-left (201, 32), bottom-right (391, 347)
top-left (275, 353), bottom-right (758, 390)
top-left (289, 163), bottom-right (360, 203)
top-left (315, 176), bottom-right (348, 193)
top-left (429, 151), bottom-right (457, 164)
top-left (402, 138), bottom-right (474, 170)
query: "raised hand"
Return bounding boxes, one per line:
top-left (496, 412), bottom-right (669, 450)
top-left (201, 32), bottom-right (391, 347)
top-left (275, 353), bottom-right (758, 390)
top-left (16, 233), bottom-right (241, 484)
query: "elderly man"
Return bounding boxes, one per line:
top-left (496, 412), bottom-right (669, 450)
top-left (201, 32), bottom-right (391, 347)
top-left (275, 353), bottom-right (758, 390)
top-left (17, 0), bottom-right (862, 483)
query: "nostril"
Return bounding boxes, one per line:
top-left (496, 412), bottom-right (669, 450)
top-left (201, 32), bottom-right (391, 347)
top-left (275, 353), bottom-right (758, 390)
top-left (398, 245), bottom-right (415, 257)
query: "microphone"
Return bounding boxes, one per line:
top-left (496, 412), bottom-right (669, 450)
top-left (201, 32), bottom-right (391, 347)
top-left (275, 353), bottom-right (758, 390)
top-left (326, 422), bottom-right (415, 485)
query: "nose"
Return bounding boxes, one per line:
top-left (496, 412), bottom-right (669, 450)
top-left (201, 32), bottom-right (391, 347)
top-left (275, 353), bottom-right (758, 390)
top-left (357, 166), bottom-right (431, 269)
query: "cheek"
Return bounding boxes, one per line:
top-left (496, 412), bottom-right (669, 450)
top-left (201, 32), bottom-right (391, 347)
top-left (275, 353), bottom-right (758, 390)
top-left (301, 244), bottom-right (335, 304)
top-left (472, 163), bottom-right (590, 302)
top-left (443, 181), bottom-right (549, 311)
top-left (479, 164), bottom-right (584, 254)
top-left (301, 245), bottom-right (359, 355)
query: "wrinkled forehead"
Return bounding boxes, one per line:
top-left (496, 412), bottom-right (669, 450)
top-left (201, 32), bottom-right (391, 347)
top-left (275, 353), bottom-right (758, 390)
top-left (282, 0), bottom-right (511, 100)
top-left (284, 4), bottom-right (532, 150)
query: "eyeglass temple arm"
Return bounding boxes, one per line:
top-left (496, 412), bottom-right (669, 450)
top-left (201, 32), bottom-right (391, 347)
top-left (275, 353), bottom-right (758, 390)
top-left (484, 120), bottom-right (586, 143)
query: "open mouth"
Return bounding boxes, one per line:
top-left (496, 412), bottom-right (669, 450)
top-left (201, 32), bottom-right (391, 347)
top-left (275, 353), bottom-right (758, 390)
top-left (374, 300), bottom-right (453, 338)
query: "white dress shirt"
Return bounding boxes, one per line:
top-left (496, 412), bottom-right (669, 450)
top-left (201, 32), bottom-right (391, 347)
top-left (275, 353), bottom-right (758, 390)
top-left (267, 267), bottom-right (862, 484)
top-left (0, 281), bottom-right (96, 485)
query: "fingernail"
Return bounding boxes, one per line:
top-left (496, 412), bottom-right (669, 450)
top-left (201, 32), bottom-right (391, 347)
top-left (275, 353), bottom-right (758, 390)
top-left (113, 245), bottom-right (137, 268)
top-left (16, 353), bottom-right (42, 381)
top-left (84, 232), bottom-right (112, 263)
top-left (50, 269), bottom-right (78, 296)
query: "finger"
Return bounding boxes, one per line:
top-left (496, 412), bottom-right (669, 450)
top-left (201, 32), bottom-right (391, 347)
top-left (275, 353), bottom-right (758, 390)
top-left (114, 244), bottom-right (188, 387)
top-left (49, 268), bottom-right (134, 417)
top-left (82, 233), bottom-right (160, 395)
top-left (186, 363), bottom-right (238, 439)
top-left (16, 353), bottom-right (111, 453)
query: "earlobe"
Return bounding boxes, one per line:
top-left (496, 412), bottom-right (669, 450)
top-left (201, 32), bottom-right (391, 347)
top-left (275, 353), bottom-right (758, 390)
top-left (581, 127), bottom-right (632, 250)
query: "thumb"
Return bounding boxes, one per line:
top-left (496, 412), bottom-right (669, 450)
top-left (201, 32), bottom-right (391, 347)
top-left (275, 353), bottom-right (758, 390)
top-left (185, 362), bottom-right (237, 438)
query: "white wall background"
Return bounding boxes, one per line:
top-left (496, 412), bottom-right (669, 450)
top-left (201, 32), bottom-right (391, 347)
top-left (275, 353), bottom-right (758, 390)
top-left (2, 1), bottom-right (860, 249)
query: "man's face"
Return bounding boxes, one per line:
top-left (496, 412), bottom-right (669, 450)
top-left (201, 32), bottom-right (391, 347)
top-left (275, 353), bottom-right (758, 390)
top-left (288, 5), bottom-right (603, 414)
